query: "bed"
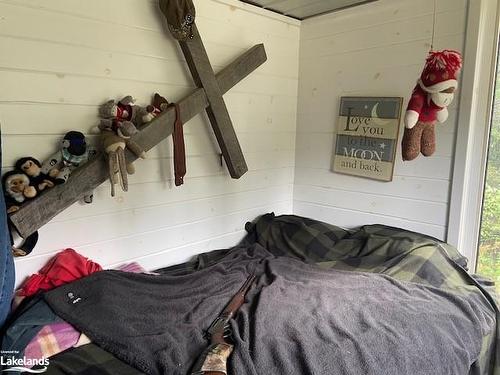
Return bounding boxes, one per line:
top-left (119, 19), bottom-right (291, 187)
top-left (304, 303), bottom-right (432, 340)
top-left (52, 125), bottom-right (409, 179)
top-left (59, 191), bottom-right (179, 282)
top-left (2, 213), bottom-right (499, 375)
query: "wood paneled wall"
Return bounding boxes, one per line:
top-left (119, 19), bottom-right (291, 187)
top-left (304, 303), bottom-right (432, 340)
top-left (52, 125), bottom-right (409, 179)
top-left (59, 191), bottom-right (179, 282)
top-left (294, 0), bottom-right (468, 240)
top-left (0, 0), bottom-right (299, 285)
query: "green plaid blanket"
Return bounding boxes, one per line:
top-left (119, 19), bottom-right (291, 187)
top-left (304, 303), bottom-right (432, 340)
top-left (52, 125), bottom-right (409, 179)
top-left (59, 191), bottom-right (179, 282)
top-left (44, 343), bottom-right (142, 375)
top-left (245, 213), bottom-right (499, 375)
top-left (43, 213), bottom-right (498, 375)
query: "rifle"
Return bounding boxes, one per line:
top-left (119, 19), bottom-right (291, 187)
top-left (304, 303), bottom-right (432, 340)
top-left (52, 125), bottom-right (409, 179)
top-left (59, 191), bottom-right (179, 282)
top-left (191, 274), bottom-right (256, 375)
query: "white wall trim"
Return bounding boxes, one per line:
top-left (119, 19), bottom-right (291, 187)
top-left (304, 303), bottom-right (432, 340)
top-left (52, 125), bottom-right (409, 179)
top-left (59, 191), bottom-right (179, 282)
top-left (447, 0), bottom-right (500, 267)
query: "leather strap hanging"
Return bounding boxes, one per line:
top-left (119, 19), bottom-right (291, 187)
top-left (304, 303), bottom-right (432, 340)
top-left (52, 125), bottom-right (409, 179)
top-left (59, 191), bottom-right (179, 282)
top-left (152, 94), bottom-right (186, 186)
top-left (168, 103), bottom-right (186, 186)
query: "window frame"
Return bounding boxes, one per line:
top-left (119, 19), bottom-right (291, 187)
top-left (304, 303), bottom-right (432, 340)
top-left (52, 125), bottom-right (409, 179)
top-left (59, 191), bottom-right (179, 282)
top-left (447, 0), bottom-right (500, 268)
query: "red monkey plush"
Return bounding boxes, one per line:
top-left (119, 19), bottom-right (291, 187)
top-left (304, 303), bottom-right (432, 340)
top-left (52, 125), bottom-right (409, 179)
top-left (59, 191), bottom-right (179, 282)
top-left (401, 50), bottom-right (462, 161)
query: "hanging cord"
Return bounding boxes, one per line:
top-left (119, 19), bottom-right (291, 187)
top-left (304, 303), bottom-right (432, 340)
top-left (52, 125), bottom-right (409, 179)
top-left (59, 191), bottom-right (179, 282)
top-left (430, 0), bottom-right (437, 51)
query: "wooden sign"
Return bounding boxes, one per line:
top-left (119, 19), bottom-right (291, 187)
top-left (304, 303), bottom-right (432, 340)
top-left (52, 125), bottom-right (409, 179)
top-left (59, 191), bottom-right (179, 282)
top-left (332, 97), bottom-right (403, 182)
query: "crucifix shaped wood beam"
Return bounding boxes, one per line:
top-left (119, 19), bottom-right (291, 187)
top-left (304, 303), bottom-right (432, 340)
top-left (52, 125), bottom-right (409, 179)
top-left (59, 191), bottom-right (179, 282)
top-left (179, 24), bottom-right (248, 178)
top-left (9, 42), bottom-right (267, 238)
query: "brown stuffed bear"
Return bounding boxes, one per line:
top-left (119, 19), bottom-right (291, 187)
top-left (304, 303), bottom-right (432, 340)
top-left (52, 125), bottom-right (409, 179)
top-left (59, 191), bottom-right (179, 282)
top-left (401, 50), bottom-right (462, 161)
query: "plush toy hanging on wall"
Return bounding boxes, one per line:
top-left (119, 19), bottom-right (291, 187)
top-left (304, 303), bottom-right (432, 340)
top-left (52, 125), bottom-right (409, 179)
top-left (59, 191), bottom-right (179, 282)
top-left (42, 131), bottom-right (96, 203)
top-left (98, 96), bottom-right (156, 138)
top-left (2, 170), bottom-right (39, 256)
top-left (96, 97), bottom-right (149, 197)
top-left (15, 157), bottom-right (54, 193)
top-left (401, 50), bottom-right (463, 161)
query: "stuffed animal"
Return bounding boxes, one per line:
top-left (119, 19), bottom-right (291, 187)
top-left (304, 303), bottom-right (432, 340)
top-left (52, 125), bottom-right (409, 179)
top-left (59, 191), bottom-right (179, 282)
top-left (95, 96), bottom-right (151, 196)
top-left (101, 129), bottom-right (146, 196)
top-left (2, 170), bottom-right (37, 213)
top-left (98, 96), bottom-right (155, 138)
top-left (11, 231), bottom-right (38, 257)
top-left (2, 170), bottom-right (39, 257)
top-left (41, 131), bottom-right (96, 203)
top-left (151, 93), bottom-right (169, 115)
top-left (42, 131), bottom-right (96, 184)
top-left (401, 50), bottom-right (462, 161)
top-left (15, 157), bottom-right (54, 192)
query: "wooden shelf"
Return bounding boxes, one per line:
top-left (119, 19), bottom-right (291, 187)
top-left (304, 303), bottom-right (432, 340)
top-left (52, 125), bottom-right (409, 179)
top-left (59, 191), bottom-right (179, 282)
top-left (9, 44), bottom-right (267, 238)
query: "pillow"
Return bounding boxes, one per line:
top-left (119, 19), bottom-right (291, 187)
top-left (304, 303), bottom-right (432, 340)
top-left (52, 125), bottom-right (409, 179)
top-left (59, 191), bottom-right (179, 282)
top-left (244, 213), bottom-right (352, 263)
top-left (243, 213), bottom-right (469, 271)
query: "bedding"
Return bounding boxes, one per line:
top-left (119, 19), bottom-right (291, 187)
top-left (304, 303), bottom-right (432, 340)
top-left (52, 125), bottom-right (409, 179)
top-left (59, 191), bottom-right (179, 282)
top-left (1, 259), bottom-right (153, 365)
top-left (41, 342), bottom-right (142, 375)
top-left (245, 214), bottom-right (500, 375)
top-left (17, 262), bottom-right (150, 364)
top-left (3, 213), bottom-right (498, 375)
top-left (43, 244), bottom-right (494, 375)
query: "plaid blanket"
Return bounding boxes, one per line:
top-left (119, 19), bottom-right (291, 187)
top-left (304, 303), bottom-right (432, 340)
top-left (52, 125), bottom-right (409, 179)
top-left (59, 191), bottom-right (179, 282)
top-left (44, 343), bottom-right (142, 375)
top-left (41, 213), bottom-right (498, 375)
top-left (245, 213), bottom-right (499, 375)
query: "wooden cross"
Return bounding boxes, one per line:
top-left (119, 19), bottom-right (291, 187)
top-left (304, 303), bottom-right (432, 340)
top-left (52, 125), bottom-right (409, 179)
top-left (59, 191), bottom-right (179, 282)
top-left (9, 28), bottom-right (267, 238)
top-left (180, 24), bottom-right (249, 179)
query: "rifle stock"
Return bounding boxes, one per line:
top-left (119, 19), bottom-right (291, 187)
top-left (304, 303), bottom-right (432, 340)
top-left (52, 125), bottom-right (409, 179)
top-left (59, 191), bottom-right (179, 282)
top-left (191, 274), bottom-right (256, 375)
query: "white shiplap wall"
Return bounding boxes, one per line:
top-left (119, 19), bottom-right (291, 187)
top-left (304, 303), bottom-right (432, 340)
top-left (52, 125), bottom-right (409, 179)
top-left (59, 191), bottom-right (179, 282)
top-left (0, 0), bottom-right (300, 285)
top-left (294, 0), bottom-right (467, 240)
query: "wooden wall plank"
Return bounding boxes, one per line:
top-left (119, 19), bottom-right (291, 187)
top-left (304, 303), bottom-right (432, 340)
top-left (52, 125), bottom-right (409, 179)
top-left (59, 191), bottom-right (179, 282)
top-left (4, 0), bottom-right (299, 285)
top-left (9, 43), bottom-right (268, 238)
top-left (14, 200), bottom-right (291, 284)
top-left (0, 104), bottom-right (297, 135)
top-left (294, 0), bottom-right (466, 240)
top-left (51, 167), bottom-right (294, 223)
top-left (33, 185), bottom-right (293, 254)
top-left (294, 201), bottom-right (446, 239)
top-left (294, 167), bottom-right (450, 203)
top-left (0, 0), bottom-right (301, 38)
top-left (2, 130), bottom-right (296, 168)
top-left (294, 185), bottom-right (448, 226)
top-left (301, 0), bottom-right (466, 39)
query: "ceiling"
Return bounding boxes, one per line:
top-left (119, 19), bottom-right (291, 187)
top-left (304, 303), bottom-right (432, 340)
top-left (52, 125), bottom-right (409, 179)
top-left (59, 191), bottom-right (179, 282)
top-left (239, 0), bottom-right (378, 20)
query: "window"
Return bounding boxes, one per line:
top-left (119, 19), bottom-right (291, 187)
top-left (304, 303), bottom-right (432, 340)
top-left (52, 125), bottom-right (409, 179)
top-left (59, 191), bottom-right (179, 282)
top-left (478, 48), bottom-right (500, 294)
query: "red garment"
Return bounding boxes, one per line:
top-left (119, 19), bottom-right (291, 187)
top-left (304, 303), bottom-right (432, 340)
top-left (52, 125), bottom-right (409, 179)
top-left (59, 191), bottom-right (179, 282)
top-left (406, 85), bottom-right (443, 123)
top-left (18, 249), bottom-right (102, 297)
top-left (116, 102), bottom-right (133, 121)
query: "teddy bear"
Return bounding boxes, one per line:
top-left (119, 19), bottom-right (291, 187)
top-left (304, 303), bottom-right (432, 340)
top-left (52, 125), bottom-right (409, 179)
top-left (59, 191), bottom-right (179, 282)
top-left (401, 50), bottom-right (462, 161)
top-left (15, 157), bottom-right (54, 193)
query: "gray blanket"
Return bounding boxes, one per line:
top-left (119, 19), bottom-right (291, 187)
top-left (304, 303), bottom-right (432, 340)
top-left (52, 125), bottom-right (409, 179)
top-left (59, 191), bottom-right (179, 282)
top-left (44, 244), bottom-right (495, 375)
